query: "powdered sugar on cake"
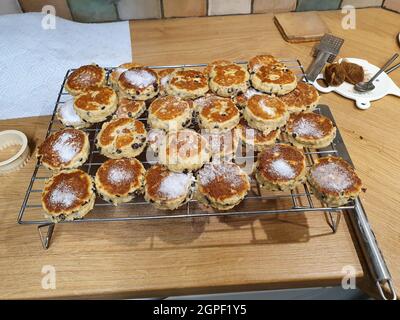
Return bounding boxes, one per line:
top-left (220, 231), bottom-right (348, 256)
top-left (160, 74), bottom-right (171, 87)
top-left (293, 118), bottom-right (323, 138)
top-left (311, 162), bottom-right (352, 192)
top-left (244, 88), bottom-right (263, 99)
top-left (259, 99), bottom-right (276, 117)
top-left (114, 67), bottom-right (127, 78)
top-left (107, 166), bottom-right (134, 185)
top-left (194, 96), bottom-right (212, 108)
top-left (123, 69), bottom-right (156, 88)
top-left (58, 99), bottom-right (84, 126)
top-left (158, 172), bottom-right (192, 199)
top-left (49, 182), bottom-right (77, 209)
top-left (52, 131), bottom-right (81, 163)
top-left (270, 159), bottom-right (295, 179)
top-left (199, 163), bottom-right (243, 188)
top-left (147, 129), bottom-right (166, 148)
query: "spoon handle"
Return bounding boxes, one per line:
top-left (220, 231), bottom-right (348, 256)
top-left (385, 62), bottom-right (400, 74)
top-left (369, 53), bottom-right (399, 83)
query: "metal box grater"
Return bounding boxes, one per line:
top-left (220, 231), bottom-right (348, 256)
top-left (306, 34), bottom-right (344, 81)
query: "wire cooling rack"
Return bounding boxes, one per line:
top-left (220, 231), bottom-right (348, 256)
top-left (16, 59), bottom-right (397, 300)
top-left (18, 59), bottom-right (352, 227)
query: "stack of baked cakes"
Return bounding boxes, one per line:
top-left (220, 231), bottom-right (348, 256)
top-left (38, 56), bottom-right (363, 223)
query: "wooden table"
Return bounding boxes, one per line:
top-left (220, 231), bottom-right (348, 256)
top-left (0, 8), bottom-right (399, 299)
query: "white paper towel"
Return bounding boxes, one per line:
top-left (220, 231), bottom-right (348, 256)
top-left (0, 13), bottom-right (132, 120)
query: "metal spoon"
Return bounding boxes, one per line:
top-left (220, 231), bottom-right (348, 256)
top-left (385, 62), bottom-right (400, 74)
top-left (354, 53), bottom-right (399, 92)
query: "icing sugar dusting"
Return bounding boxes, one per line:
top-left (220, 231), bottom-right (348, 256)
top-left (270, 159), bottom-right (295, 179)
top-left (53, 132), bottom-right (80, 163)
top-left (260, 99), bottom-right (276, 116)
top-left (148, 129), bottom-right (166, 145)
top-left (293, 118), bottom-right (323, 138)
top-left (115, 67), bottom-right (127, 77)
top-left (108, 166), bottom-right (133, 185)
top-left (49, 182), bottom-right (77, 208)
top-left (58, 99), bottom-right (83, 125)
top-left (124, 69), bottom-right (156, 88)
top-left (312, 162), bottom-right (352, 192)
top-left (159, 172), bottom-right (192, 199)
top-left (244, 88), bottom-right (262, 99)
top-left (199, 163), bottom-right (242, 188)
top-left (194, 96), bottom-right (211, 108)
top-left (161, 74), bottom-right (171, 87)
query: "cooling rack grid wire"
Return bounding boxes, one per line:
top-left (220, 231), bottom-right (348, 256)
top-left (16, 59), bottom-right (353, 250)
top-left (17, 59), bottom-right (397, 301)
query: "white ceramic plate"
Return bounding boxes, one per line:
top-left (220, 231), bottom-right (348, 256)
top-left (312, 58), bottom-right (400, 110)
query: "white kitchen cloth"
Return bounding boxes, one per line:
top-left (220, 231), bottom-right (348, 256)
top-left (0, 13), bottom-right (132, 120)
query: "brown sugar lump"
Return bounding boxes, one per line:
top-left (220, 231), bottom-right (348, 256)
top-left (340, 60), bottom-right (365, 85)
top-left (324, 63), bottom-right (346, 87)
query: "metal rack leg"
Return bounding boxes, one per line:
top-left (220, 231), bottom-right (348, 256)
top-left (38, 223), bottom-right (55, 250)
top-left (325, 211), bottom-right (341, 233)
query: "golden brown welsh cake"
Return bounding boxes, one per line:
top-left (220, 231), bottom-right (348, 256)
top-left (110, 62), bottom-right (143, 91)
top-left (202, 130), bottom-right (239, 161)
top-left (42, 169), bottom-right (95, 223)
top-left (308, 156), bottom-right (362, 207)
top-left (255, 144), bottom-right (307, 191)
top-left (196, 161), bottom-right (250, 210)
top-left (95, 158), bottom-right (145, 205)
top-left (286, 112), bottom-right (336, 149)
top-left (234, 87), bottom-right (265, 109)
top-left (118, 67), bottom-right (159, 100)
top-left (37, 128), bottom-right (89, 171)
top-left (56, 99), bottom-right (90, 129)
top-left (144, 164), bottom-right (195, 210)
top-left (166, 69), bottom-right (209, 99)
top-left (157, 68), bottom-right (178, 96)
top-left (65, 64), bottom-right (106, 95)
top-left (194, 95), bottom-right (240, 132)
top-left (148, 96), bottom-right (192, 131)
top-left (73, 86), bottom-right (118, 123)
top-left (249, 55), bottom-right (297, 95)
top-left (236, 118), bottom-right (280, 151)
top-left (208, 61), bottom-right (250, 97)
top-left (114, 97), bottom-right (146, 119)
top-left (243, 94), bottom-right (289, 133)
top-left (279, 82), bottom-right (320, 113)
top-left (96, 118), bottom-right (147, 159)
top-left (158, 129), bottom-right (211, 172)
